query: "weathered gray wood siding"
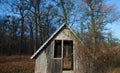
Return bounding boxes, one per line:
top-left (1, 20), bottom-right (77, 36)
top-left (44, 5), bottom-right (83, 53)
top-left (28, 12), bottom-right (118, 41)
top-left (35, 27), bottom-right (84, 73)
top-left (51, 59), bottom-right (62, 73)
top-left (35, 51), bottom-right (47, 73)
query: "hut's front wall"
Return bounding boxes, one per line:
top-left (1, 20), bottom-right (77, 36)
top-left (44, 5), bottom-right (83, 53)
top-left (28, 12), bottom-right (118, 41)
top-left (54, 27), bottom-right (83, 73)
top-left (55, 27), bottom-right (73, 40)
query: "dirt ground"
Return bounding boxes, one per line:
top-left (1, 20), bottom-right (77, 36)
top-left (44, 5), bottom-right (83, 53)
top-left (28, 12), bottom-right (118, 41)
top-left (0, 55), bottom-right (119, 73)
top-left (0, 56), bottom-right (35, 73)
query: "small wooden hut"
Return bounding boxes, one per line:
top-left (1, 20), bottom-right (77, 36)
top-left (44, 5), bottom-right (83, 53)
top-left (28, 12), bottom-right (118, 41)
top-left (31, 23), bottom-right (84, 73)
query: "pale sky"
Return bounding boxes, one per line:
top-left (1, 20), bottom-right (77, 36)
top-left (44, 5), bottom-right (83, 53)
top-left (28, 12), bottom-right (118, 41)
top-left (107, 0), bottom-right (120, 39)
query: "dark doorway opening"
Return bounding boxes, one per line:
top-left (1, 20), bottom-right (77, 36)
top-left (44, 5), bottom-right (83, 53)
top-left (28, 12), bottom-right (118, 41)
top-left (63, 40), bottom-right (73, 70)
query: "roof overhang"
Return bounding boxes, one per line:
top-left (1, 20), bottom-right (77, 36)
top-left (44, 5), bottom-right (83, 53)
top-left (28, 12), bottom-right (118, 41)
top-left (30, 23), bottom-right (83, 59)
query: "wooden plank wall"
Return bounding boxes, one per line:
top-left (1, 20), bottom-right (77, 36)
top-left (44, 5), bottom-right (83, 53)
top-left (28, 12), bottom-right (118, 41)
top-left (51, 59), bottom-right (62, 73)
top-left (35, 51), bottom-right (47, 73)
top-left (35, 27), bottom-right (84, 73)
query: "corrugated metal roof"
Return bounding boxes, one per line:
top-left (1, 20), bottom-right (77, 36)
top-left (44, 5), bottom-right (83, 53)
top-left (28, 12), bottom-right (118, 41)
top-left (31, 23), bottom-right (82, 59)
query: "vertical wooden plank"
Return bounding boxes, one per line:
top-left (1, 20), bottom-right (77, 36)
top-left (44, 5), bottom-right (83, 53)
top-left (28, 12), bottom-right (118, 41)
top-left (46, 42), bottom-right (53, 73)
top-left (51, 59), bottom-right (62, 73)
top-left (35, 51), bottom-right (47, 73)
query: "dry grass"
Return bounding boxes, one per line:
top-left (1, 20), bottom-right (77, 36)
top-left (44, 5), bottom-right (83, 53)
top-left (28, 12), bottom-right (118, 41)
top-left (107, 59), bottom-right (120, 73)
top-left (0, 53), bottom-right (119, 73)
top-left (0, 55), bottom-right (35, 73)
top-left (107, 68), bottom-right (120, 73)
top-left (106, 46), bottom-right (120, 73)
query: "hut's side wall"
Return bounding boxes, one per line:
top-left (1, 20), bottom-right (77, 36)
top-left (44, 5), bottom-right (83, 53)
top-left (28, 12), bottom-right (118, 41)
top-left (75, 41), bottom-right (84, 73)
top-left (35, 51), bottom-right (47, 73)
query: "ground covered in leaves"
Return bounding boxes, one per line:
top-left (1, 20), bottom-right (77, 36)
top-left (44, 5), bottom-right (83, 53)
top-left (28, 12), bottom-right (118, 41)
top-left (0, 56), bottom-right (35, 73)
top-left (0, 55), bottom-right (119, 73)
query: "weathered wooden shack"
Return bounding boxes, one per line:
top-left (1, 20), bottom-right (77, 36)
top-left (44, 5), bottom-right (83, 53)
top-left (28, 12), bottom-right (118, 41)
top-left (31, 23), bottom-right (84, 73)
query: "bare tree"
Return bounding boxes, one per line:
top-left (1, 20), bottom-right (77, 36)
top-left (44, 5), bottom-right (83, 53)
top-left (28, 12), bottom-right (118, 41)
top-left (77, 0), bottom-right (120, 73)
top-left (26, 12), bottom-right (35, 54)
top-left (9, 0), bottom-right (30, 55)
top-left (53, 0), bottom-right (77, 26)
top-left (80, 0), bottom-right (120, 49)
